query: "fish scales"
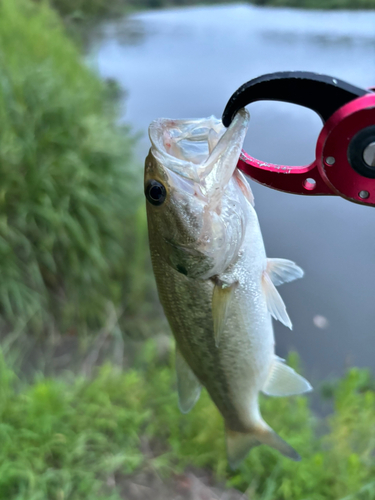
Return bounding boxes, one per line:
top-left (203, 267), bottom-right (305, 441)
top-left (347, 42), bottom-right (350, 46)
top-left (149, 234), bottom-right (247, 432)
top-left (145, 109), bottom-right (312, 467)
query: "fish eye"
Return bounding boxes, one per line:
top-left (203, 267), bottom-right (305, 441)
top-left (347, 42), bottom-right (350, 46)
top-left (145, 180), bottom-right (167, 206)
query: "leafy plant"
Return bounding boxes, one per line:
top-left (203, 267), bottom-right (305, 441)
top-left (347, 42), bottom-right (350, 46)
top-left (1, 341), bottom-right (375, 499)
top-left (0, 0), bottom-right (146, 334)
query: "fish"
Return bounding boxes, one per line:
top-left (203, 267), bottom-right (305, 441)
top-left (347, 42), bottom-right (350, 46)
top-left (144, 109), bottom-right (312, 469)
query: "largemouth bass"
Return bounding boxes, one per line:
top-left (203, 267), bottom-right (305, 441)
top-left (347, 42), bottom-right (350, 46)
top-left (144, 109), bottom-right (312, 468)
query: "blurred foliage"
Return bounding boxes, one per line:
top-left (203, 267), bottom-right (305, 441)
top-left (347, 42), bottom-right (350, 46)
top-left (35, 0), bottom-right (233, 20)
top-left (0, 0), bottom-right (158, 335)
top-left (42, 0), bottom-right (375, 19)
top-left (252, 0), bottom-right (375, 9)
top-left (0, 341), bottom-right (375, 499)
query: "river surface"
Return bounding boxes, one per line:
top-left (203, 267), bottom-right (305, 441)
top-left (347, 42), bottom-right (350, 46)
top-left (88, 4), bottom-right (375, 383)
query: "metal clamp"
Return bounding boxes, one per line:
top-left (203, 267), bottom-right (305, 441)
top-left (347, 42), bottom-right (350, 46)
top-left (223, 71), bottom-right (375, 206)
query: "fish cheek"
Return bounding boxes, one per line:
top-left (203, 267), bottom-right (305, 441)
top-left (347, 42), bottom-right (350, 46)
top-left (146, 201), bottom-right (173, 263)
top-left (168, 248), bottom-right (215, 278)
top-left (146, 202), bottom-right (190, 271)
top-left (149, 193), bottom-right (214, 277)
top-left (166, 204), bottom-right (217, 278)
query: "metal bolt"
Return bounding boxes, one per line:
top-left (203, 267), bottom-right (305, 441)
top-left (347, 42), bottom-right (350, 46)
top-left (359, 190), bottom-right (370, 199)
top-left (363, 142), bottom-right (375, 167)
top-left (303, 178), bottom-right (316, 191)
top-left (325, 156), bottom-right (335, 166)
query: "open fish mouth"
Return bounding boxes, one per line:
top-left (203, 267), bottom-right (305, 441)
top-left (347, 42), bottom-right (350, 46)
top-left (148, 110), bottom-right (250, 196)
top-left (148, 115), bottom-right (225, 182)
top-left (146, 109), bottom-right (250, 279)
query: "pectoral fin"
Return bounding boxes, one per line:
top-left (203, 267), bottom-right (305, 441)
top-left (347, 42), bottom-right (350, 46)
top-left (267, 258), bottom-right (304, 286)
top-left (175, 346), bottom-right (201, 414)
top-left (262, 356), bottom-right (312, 396)
top-left (212, 281), bottom-right (237, 347)
top-left (262, 272), bottom-right (292, 329)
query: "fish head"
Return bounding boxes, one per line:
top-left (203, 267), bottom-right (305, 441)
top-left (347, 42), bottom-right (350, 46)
top-left (145, 109), bottom-right (250, 279)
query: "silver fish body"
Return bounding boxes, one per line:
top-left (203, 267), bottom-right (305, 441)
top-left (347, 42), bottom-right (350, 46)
top-left (145, 110), bottom-right (312, 468)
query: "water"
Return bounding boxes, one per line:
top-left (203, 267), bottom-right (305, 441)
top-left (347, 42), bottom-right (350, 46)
top-left (88, 4), bottom-right (375, 383)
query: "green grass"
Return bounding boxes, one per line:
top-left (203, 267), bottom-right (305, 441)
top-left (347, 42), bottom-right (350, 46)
top-left (1, 341), bottom-right (375, 499)
top-left (0, 0), bottom-right (154, 335)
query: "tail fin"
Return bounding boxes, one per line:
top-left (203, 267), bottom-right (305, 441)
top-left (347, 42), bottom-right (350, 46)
top-left (226, 422), bottom-right (300, 470)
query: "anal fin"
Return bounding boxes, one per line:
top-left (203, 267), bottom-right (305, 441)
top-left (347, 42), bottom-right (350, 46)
top-left (176, 346), bottom-right (201, 414)
top-left (263, 356), bottom-right (312, 396)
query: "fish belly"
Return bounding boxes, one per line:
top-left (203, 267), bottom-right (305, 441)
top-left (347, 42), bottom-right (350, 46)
top-left (218, 277), bottom-right (274, 430)
top-left (150, 242), bottom-right (274, 433)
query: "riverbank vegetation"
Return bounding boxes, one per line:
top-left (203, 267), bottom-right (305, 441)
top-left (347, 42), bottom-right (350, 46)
top-left (252, 0), bottom-right (375, 9)
top-left (41, 0), bottom-right (229, 19)
top-left (0, 0), bottom-right (155, 337)
top-left (44, 0), bottom-right (375, 20)
top-left (1, 340), bottom-right (375, 499)
top-left (45, 0), bottom-right (375, 19)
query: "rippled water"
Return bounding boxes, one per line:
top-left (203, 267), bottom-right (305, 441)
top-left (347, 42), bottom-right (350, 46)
top-left (88, 4), bottom-right (375, 382)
